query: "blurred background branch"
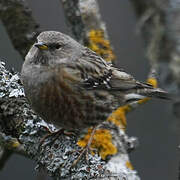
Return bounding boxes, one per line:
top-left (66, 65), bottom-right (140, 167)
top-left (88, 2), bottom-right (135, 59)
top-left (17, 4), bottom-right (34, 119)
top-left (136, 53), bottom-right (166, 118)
top-left (130, 0), bottom-right (180, 178)
top-left (61, 0), bottom-right (116, 63)
top-left (0, 0), bottom-right (39, 58)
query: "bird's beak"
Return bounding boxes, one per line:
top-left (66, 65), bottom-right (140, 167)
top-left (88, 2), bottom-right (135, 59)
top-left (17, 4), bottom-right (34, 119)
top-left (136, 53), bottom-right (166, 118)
top-left (34, 42), bottom-right (48, 50)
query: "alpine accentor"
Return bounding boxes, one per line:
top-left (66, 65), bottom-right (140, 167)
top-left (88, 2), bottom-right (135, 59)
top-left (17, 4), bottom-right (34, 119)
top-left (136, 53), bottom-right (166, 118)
top-left (21, 31), bottom-right (170, 131)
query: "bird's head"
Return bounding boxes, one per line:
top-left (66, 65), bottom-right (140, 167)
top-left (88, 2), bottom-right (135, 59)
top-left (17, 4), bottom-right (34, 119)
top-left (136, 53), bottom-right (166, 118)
top-left (26, 31), bottom-right (82, 65)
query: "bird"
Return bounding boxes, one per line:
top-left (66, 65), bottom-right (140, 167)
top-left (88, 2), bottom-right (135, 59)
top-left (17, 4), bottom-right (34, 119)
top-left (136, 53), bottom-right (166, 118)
top-left (21, 31), bottom-right (171, 130)
top-left (21, 31), bottom-right (170, 158)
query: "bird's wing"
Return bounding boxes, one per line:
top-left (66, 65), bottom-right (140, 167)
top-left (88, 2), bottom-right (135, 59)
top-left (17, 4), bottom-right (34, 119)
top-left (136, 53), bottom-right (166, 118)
top-left (76, 48), bottom-right (153, 91)
top-left (108, 67), bottom-right (153, 90)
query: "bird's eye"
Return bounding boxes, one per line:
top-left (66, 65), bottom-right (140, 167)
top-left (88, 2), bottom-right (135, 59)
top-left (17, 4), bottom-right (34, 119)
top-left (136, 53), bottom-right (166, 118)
top-left (55, 44), bottom-right (61, 49)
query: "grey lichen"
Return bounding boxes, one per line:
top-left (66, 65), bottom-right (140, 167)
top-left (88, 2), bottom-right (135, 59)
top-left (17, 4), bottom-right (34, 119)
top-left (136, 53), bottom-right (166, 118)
top-left (0, 61), bottom-right (24, 98)
top-left (19, 112), bottom-right (107, 179)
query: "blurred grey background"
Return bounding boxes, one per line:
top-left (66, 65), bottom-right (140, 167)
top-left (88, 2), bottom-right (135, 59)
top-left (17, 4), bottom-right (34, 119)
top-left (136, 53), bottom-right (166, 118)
top-left (0, 0), bottom-right (178, 179)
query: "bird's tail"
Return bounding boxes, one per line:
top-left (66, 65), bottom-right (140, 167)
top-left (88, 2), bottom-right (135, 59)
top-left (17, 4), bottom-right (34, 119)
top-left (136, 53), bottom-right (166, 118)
top-left (124, 87), bottom-right (172, 103)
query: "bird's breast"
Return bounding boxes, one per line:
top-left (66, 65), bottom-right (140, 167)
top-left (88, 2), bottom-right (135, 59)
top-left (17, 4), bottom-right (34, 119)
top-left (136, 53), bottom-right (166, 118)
top-left (33, 73), bottom-right (94, 129)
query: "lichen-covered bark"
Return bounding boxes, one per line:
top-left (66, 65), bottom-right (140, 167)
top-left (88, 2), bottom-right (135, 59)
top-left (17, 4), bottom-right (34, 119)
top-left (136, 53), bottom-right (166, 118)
top-left (61, 0), bottom-right (116, 63)
top-left (0, 0), bottom-right (39, 58)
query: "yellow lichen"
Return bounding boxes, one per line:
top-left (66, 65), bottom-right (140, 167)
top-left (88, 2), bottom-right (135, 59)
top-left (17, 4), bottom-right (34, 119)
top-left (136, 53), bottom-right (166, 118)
top-left (147, 77), bottom-right (158, 88)
top-left (107, 105), bottom-right (131, 130)
top-left (138, 77), bottom-right (158, 104)
top-left (77, 105), bottom-right (130, 159)
top-left (88, 30), bottom-right (116, 62)
top-left (77, 128), bottom-right (117, 160)
top-left (126, 161), bottom-right (134, 170)
top-left (6, 139), bottom-right (20, 149)
top-left (138, 97), bottom-right (150, 104)
top-left (11, 140), bottom-right (20, 148)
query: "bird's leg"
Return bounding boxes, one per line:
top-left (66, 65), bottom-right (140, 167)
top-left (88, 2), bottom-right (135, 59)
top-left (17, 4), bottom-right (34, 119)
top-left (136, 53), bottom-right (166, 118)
top-left (72, 126), bottom-right (97, 167)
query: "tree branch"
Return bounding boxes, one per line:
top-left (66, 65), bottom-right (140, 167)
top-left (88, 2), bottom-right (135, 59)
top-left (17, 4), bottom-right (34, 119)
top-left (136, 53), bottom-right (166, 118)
top-left (61, 0), bottom-right (116, 63)
top-left (0, 0), bottom-right (39, 58)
